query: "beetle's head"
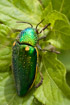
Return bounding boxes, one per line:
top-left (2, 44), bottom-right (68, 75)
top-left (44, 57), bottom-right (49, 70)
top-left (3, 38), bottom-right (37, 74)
top-left (17, 20), bottom-right (51, 35)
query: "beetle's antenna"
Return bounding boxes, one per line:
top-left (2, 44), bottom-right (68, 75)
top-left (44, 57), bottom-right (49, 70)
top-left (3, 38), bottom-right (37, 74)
top-left (36, 19), bottom-right (44, 31)
top-left (16, 21), bottom-right (33, 27)
top-left (38, 23), bottom-right (51, 34)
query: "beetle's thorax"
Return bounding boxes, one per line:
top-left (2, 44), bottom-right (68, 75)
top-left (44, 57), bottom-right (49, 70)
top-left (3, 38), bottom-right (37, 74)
top-left (16, 27), bottom-right (38, 46)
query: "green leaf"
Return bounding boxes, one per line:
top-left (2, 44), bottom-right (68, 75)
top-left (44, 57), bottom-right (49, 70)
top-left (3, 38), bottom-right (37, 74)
top-left (34, 52), bottom-right (70, 105)
top-left (31, 98), bottom-right (43, 105)
top-left (42, 10), bottom-right (70, 50)
top-left (0, 24), bottom-right (12, 71)
top-left (0, 46), bottom-right (11, 71)
top-left (47, 19), bottom-right (70, 49)
top-left (0, 0), bottom-right (70, 105)
top-left (40, 0), bottom-right (70, 21)
top-left (51, 0), bottom-right (70, 21)
top-left (57, 50), bottom-right (70, 87)
top-left (0, 71), bottom-right (36, 105)
top-left (44, 10), bottom-right (69, 26)
top-left (0, 0), bottom-right (43, 28)
top-left (58, 50), bottom-right (70, 71)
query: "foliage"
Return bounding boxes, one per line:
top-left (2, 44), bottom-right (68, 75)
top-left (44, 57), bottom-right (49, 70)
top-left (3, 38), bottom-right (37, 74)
top-left (0, 0), bottom-right (70, 105)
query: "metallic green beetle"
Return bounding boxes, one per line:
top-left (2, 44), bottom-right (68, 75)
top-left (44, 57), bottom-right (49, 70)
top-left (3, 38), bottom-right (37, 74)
top-left (12, 20), bottom-right (59, 96)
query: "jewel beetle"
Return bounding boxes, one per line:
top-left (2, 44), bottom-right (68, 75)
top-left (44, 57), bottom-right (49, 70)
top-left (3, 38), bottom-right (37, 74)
top-left (12, 20), bottom-right (59, 97)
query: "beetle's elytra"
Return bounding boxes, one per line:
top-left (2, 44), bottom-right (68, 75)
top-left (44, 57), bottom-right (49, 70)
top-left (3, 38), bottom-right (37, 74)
top-left (12, 20), bottom-right (51, 96)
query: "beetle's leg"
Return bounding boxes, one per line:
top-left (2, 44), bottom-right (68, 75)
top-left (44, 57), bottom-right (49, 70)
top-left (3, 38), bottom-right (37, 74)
top-left (35, 69), bottom-right (43, 88)
top-left (38, 35), bottom-right (47, 41)
top-left (37, 44), bottom-right (60, 54)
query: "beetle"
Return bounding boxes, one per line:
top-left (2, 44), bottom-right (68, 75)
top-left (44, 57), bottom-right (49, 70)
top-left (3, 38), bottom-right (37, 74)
top-left (12, 20), bottom-right (59, 96)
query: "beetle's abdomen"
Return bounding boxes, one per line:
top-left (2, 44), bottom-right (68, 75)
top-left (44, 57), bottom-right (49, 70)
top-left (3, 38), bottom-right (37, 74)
top-left (12, 42), bottom-right (37, 96)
